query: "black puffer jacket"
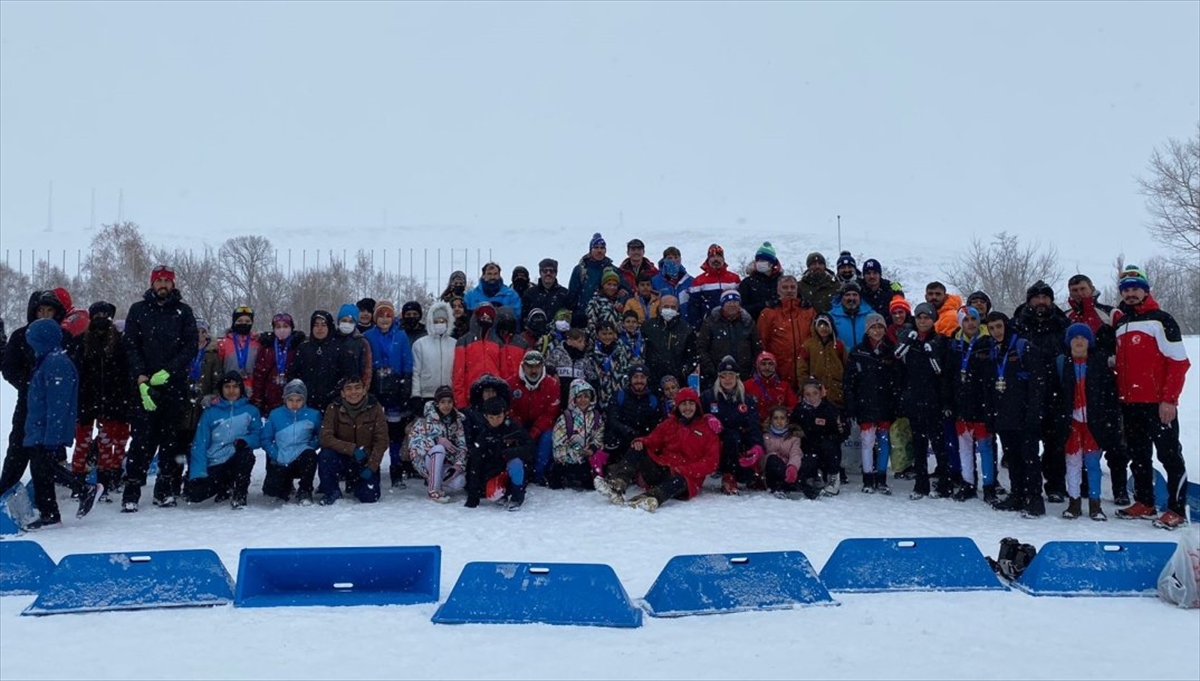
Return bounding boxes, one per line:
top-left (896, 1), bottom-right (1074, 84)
top-left (122, 287), bottom-right (198, 401)
top-left (642, 315), bottom-right (699, 388)
top-left (604, 388), bottom-right (664, 451)
top-left (70, 326), bottom-right (134, 422)
top-left (895, 327), bottom-right (950, 427)
top-left (945, 332), bottom-right (995, 424)
top-left (843, 337), bottom-right (901, 423)
top-left (290, 311), bottom-right (344, 413)
top-left (990, 330), bottom-right (1043, 432)
top-left (697, 307), bottom-right (760, 384)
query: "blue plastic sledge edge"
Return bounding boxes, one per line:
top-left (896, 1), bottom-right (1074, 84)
top-left (819, 537), bottom-right (1008, 593)
top-left (22, 548), bottom-right (234, 615)
top-left (1, 540), bottom-right (56, 596)
top-left (432, 561), bottom-right (642, 628)
top-left (1013, 541), bottom-right (1177, 597)
top-left (234, 545), bottom-right (440, 608)
top-left (642, 550), bottom-right (838, 617)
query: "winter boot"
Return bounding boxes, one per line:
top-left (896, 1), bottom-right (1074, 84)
top-left (822, 473), bottom-right (840, 497)
top-left (874, 474), bottom-right (892, 496)
top-left (1062, 497), bottom-right (1082, 519)
top-left (862, 472), bottom-right (876, 494)
top-left (952, 484), bottom-right (977, 502)
top-left (76, 483), bottom-right (102, 519)
top-left (627, 493), bottom-right (659, 512)
top-left (934, 476), bottom-right (955, 499)
top-left (722, 473), bottom-right (740, 496)
top-left (593, 475), bottom-right (628, 505)
top-left (1088, 498), bottom-right (1107, 521)
top-left (993, 494), bottom-right (1026, 512)
top-left (982, 484), bottom-right (998, 504)
top-left (1022, 495), bottom-right (1046, 518)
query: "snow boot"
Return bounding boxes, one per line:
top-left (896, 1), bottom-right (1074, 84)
top-left (982, 484), bottom-right (998, 505)
top-left (1062, 497), bottom-right (1082, 519)
top-left (76, 483), bottom-right (102, 519)
top-left (861, 472), bottom-right (876, 494)
top-left (993, 495), bottom-right (1025, 512)
top-left (952, 484), bottom-right (977, 502)
top-left (593, 475), bottom-right (628, 504)
top-left (722, 473), bottom-right (740, 496)
top-left (1022, 495), bottom-right (1046, 518)
top-left (627, 493), bottom-right (659, 512)
top-left (1088, 498), bottom-right (1106, 521)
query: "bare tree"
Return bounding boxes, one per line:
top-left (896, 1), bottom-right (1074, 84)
top-left (169, 247), bottom-right (223, 329)
top-left (0, 262), bottom-right (33, 328)
top-left (283, 259), bottom-right (355, 333)
top-left (1137, 124), bottom-right (1200, 255)
top-left (79, 222), bottom-right (160, 317)
top-left (944, 231), bottom-right (1063, 316)
top-left (1142, 255), bottom-right (1200, 335)
top-left (215, 235), bottom-right (282, 332)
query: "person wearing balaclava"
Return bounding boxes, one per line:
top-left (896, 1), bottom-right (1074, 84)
top-left (333, 303), bottom-right (373, 392)
top-left (440, 271), bottom-right (468, 303)
top-left (510, 266), bottom-right (532, 298)
top-left (67, 301), bottom-right (132, 501)
top-left (217, 305), bottom-right (261, 396)
top-left (400, 302), bottom-right (428, 342)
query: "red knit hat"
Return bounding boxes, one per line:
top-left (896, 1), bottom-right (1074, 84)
top-left (150, 265), bottom-right (176, 287)
top-left (707, 244), bottom-right (724, 258)
top-left (675, 387), bottom-right (700, 406)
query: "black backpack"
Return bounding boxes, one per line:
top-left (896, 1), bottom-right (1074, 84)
top-left (987, 537), bottom-right (1037, 582)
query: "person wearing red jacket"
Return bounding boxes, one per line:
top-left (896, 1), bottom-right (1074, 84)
top-left (452, 304), bottom-right (528, 409)
top-left (507, 350), bottom-right (562, 484)
top-left (1110, 266), bottom-right (1191, 529)
top-left (592, 387), bottom-right (720, 511)
top-left (744, 351), bottom-right (798, 424)
top-left (686, 244), bottom-right (741, 327)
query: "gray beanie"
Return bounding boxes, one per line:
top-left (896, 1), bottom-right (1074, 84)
top-left (865, 312), bottom-right (886, 329)
top-left (283, 379), bottom-right (307, 401)
top-left (913, 302), bottom-right (938, 319)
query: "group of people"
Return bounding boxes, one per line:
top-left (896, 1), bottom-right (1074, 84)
top-left (0, 233), bottom-right (1191, 527)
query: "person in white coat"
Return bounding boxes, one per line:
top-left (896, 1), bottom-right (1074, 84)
top-left (411, 301), bottom-right (457, 414)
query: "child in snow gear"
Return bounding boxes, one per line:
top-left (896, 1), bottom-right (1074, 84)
top-left (464, 397), bottom-right (533, 511)
top-left (408, 385), bottom-right (468, 503)
top-left (843, 312), bottom-right (900, 494)
top-left (187, 371), bottom-right (261, 509)
top-left (260, 379), bottom-right (320, 504)
top-left (550, 379), bottom-right (606, 489)
top-left (317, 376), bottom-right (388, 505)
top-left (790, 378), bottom-right (848, 496)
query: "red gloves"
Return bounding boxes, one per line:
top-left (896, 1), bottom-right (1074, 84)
top-left (738, 445), bottom-right (764, 468)
top-left (704, 414), bottom-right (723, 435)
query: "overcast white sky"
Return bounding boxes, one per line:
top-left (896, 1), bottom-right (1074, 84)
top-left (1, 1), bottom-right (1197, 272)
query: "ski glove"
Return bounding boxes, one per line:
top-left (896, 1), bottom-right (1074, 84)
top-left (360, 466), bottom-right (374, 480)
top-left (738, 445), bottom-right (764, 468)
top-left (149, 369), bottom-right (170, 386)
top-left (353, 447), bottom-right (368, 462)
top-left (589, 449), bottom-right (610, 477)
top-left (704, 414), bottom-right (723, 435)
top-left (785, 465), bottom-right (799, 485)
top-left (139, 383), bottom-right (158, 411)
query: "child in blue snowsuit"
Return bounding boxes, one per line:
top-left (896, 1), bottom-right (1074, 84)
top-left (188, 370), bottom-right (261, 508)
top-left (261, 379), bottom-right (321, 504)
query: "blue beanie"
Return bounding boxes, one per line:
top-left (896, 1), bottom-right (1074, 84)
top-left (590, 232), bottom-right (606, 249)
top-left (1065, 322), bottom-right (1094, 349)
top-left (336, 303), bottom-right (359, 322)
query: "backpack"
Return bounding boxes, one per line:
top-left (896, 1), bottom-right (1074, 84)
top-left (987, 537), bottom-right (1037, 583)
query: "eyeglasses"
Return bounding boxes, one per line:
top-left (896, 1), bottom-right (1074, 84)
top-left (540, 268), bottom-right (557, 274)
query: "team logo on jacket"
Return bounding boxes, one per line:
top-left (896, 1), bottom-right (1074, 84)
top-left (738, 404), bottom-right (748, 414)
top-left (710, 404), bottom-right (720, 413)
top-left (1131, 336), bottom-right (1141, 344)
top-left (512, 389), bottom-right (523, 398)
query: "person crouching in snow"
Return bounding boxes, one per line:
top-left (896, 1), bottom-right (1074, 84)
top-left (550, 379), bottom-right (606, 490)
top-left (701, 355), bottom-right (763, 495)
top-left (464, 396), bottom-right (533, 511)
top-left (260, 379), bottom-right (320, 505)
top-left (187, 371), bottom-right (261, 509)
top-left (408, 385), bottom-right (468, 503)
top-left (790, 378), bottom-right (848, 496)
top-left (317, 376), bottom-right (388, 505)
top-left (1052, 324), bottom-right (1122, 521)
top-left (756, 406), bottom-right (811, 498)
top-left (593, 387), bottom-right (720, 512)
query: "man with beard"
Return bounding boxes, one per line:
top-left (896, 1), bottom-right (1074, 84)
top-left (522, 258), bottom-right (572, 323)
top-left (465, 262), bottom-right (523, 323)
top-left (567, 233), bottom-right (616, 328)
top-left (642, 294), bottom-right (699, 392)
top-left (798, 252), bottom-right (839, 314)
top-left (858, 258), bottom-right (903, 317)
top-left (687, 244), bottom-right (741, 328)
top-left (1013, 280), bottom-right (1072, 503)
top-left (120, 265), bottom-right (199, 512)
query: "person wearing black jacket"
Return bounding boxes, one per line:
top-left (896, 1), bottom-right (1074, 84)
top-left (843, 313), bottom-right (901, 494)
top-left (523, 258), bottom-right (573, 322)
top-left (791, 378), bottom-right (848, 495)
top-left (945, 307), bottom-right (998, 502)
top-left (1050, 324), bottom-right (1123, 521)
top-left (986, 312), bottom-right (1047, 518)
top-left (1012, 280), bottom-right (1071, 503)
top-left (642, 295), bottom-right (699, 391)
top-left (603, 364), bottom-right (665, 470)
top-left (121, 266), bottom-right (199, 511)
top-left (67, 301), bottom-right (132, 498)
top-left (290, 311), bottom-right (343, 414)
top-left (464, 397), bottom-right (533, 511)
top-left (701, 356), bottom-right (763, 495)
top-left (895, 303), bottom-right (951, 499)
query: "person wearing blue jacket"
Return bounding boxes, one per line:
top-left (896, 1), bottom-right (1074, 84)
top-left (464, 262), bottom-right (523, 323)
top-left (24, 318), bottom-right (98, 528)
top-left (829, 282), bottom-right (877, 348)
top-left (187, 371), bottom-right (261, 509)
top-left (261, 379), bottom-right (321, 504)
top-left (362, 299), bottom-right (415, 488)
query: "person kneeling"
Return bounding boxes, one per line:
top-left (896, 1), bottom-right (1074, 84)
top-left (464, 397), bottom-right (532, 511)
top-left (408, 385), bottom-right (468, 503)
top-left (261, 379), bottom-right (320, 504)
top-left (549, 379), bottom-right (605, 489)
top-left (593, 387), bottom-right (720, 512)
top-left (187, 371), bottom-right (261, 509)
top-left (318, 376), bottom-right (388, 505)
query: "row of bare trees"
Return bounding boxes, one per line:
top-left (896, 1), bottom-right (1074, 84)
top-left (0, 223), bottom-right (433, 334)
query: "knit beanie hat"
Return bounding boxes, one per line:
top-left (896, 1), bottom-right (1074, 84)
top-left (434, 385), bottom-right (455, 403)
top-left (836, 250), bottom-right (856, 269)
top-left (956, 305), bottom-right (981, 327)
top-left (283, 379), bottom-right (307, 401)
top-left (862, 258), bottom-right (882, 274)
top-left (1025, 280), bottom-right (1054, 303)
top-left (374, 300), bottom-right (396, 315)
top-left (88, 301), bottom-right (117, 318)
top-left (231, 305), bottom-right (254, 324)
top-left (717, 355), bottom-right (739, 375)
top-left (590, 232), bottom-right (606, 249)
top-left (865, 312), bottom-right (886, 329)
top-left (966, 291), bottom-right (992, 309)
top-left (707, 243), bottom-right (724, 258)
top-left (474, 304), bottom-right (496, 324)
top-left (271, 312), bottom-right (294, 329)
top-left (914, 302), bottom-right (938, 319)
top-left (601, 268), bottom-right (620, 285)
top-left (401, 301), bottom-right (422, 318)
top-left (1118, 264), bottom-right (1150, 292)
top-left (755, 242), bottom-right (779, 265)
top-left (806, 252), bottom-right (826, 267)
top-left (337, 303), bottom-right (359, 322)
top-left (1065, 322), bottom-right (1095, 348)
top-left (150, 265), bottom-right (175, 287)
top-left (888, 297), bottom-right (912, 316)
top-left (720, 290), bottom-right (741, 305)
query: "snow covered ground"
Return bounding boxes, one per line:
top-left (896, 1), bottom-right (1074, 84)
top-left (0, 339), bottom-right (1197, 681)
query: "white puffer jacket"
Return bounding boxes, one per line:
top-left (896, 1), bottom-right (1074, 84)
top-left (411, 301), bottom-right (457, 398)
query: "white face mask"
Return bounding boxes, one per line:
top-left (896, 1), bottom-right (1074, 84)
top-left (337, 321), bottom-right (355, 335)
top-left (554, 320), bottom-right (571, 332)
top-left (274, 327), bottom-right (291, 341)
top-left (660, 308), bottom-right (679, 321)
top-left (432, 321), bottom-right (448, 335)
top-left (755, 260), bottom-right (771, 274)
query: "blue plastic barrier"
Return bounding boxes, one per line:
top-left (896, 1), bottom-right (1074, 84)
top-left (0, 483), bottom-right (37, 535)
top-left (642, 551), bottom-right (837, 617)
top-left (0, 541), bottom-right (56, 595)
top-left (1188, 482), bottom-right (1199, 522)
top-left (432, 561), bottom-right (642, 628)
top-left (234, 546), bottom-right (440, 608)
top-left (819, 537), bottom-right (1007, 593)
top-left (22, 549), bottom-right (234, 615)
top-left (1014, 541), bottom-right (1177, 597)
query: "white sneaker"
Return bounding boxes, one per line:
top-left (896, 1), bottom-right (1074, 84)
top-left (822, 478), bottom-right (841, 497)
